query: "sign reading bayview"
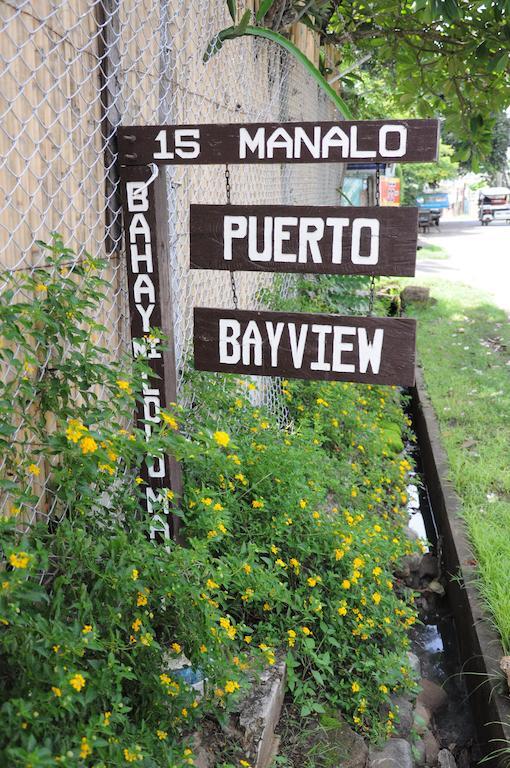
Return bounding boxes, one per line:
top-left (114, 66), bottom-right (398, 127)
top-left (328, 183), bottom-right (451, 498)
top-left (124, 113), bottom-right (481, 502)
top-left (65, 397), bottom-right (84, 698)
top-left (117, 119), bottom-right (439, 166)
top-left (190, 204), bottom-right (418, 276)
top-left (194, 308), bottom-right (416, 387)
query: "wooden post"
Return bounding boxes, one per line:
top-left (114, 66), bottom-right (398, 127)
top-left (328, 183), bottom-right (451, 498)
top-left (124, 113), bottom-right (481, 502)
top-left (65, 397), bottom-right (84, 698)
top-left (118, 163), bottom-right (182, 543)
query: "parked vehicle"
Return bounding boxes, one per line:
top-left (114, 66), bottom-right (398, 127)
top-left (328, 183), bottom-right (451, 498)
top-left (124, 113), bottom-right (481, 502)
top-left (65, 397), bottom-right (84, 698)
top-left (416, 191), bottom-right (450, 226)
top-left (478, 187), bottom-right (510, 225)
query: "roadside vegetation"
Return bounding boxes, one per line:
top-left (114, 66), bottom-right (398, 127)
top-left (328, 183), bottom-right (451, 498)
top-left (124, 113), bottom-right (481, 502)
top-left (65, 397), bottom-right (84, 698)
top-left (0, 238), bottom-right (420, 767)
top-left (404, 279), bottom-right (510, 649)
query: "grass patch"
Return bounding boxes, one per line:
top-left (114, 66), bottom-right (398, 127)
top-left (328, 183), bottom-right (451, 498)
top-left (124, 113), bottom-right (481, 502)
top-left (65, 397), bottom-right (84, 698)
top-left (405, 279), bottom-right (510, 650)
top-left (416, 244), bottom-right (448, 261)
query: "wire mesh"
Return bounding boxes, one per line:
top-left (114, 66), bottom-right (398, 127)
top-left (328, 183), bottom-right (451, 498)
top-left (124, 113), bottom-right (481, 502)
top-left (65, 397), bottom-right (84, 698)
top-left (0, 0), bottom-right (345, 521)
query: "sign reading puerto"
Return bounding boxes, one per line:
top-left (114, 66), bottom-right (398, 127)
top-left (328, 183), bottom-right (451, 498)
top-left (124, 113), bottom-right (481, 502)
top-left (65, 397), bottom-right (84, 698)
top-left (194, 308), bottom-right (416, 387)
top-left (190, 204), bottom-right (418, 276)
top-left (118, 119), bottom-right (439, 165)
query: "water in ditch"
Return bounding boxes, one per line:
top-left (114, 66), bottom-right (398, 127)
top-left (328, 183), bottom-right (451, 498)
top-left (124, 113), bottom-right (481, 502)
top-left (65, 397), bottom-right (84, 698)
top-left (406, 436), bottom-right (482, 767)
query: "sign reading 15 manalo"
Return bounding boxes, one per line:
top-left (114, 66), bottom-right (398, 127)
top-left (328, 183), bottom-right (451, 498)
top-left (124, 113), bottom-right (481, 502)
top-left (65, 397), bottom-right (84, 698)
top-left (118, 119), bottom-right (440, 165)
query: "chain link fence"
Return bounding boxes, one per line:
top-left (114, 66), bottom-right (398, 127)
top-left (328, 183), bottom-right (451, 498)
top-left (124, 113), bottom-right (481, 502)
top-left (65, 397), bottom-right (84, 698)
top-left (0, 0), bottom-right (344, 519)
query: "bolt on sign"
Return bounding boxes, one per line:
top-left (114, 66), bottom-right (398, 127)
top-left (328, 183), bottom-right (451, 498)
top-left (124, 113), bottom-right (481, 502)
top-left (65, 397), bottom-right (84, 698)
top-left (190, 204), bottom-right (418, 276)
top-left (118, 118), bottom-right (438, 540)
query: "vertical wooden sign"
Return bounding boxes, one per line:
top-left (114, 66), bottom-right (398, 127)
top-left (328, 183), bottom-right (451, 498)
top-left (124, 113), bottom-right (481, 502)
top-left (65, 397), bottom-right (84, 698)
top-left (119, 164), bottom-right (182, 543)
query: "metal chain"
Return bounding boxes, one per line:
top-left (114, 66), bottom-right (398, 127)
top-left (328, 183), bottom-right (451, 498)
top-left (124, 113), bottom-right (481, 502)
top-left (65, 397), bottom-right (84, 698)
top-left (368, 165), bottom-right (381, 316)
top-left (225, 164), bottom-right (239, 309)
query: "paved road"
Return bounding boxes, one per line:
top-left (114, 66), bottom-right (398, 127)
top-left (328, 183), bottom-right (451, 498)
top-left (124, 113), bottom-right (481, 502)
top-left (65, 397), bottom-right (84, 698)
top-left (416, 216), bottom-right (510, 312)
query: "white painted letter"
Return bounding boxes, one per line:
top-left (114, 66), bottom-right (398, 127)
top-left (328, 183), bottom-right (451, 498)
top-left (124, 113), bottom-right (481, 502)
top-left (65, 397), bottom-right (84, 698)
top-left (224, 216), bottom-right (247, 261)
top-left (129, 213), bottom-right (151, 242)
top-left (274, 217), bottom-right (298, 262)
top-left (332, 326), bottom-right (356, 373)
top-left (358, 327), bottom-right (384, 374)
top-left (219, 319), bottom-right (241, 364)
top-left (298, 218), bottom-right (324, 263)
top-left (267, 127), bottom-right (293, 159)
top-left (242, 321), bottom-right (263, 366)
top-left (130, 242), bottom-right (153, 273)
top-left (351, 218), bottom-right (380, 265)
top-left (175, 128), bottom-right (200, 159)
top-left (294, 126), bottom-right (321, 159)
top-left (127, 182), bottom-right (149, 212)
top-left (326, 217), bottom-right (349, 264)
top-left (265, 321), bottom-right (285, 367)
top-left (311, 324), bottom-right (332, 371)
top-left (288, 324), bottom-right (308, 369)
top-left (321, 126), bottom-right (349, 158)
top-left (350, 126), bottom-right (376, 159)
top-left (239, 127), bottom-right (265, 159)
top-left (248, 216), bottom-right (273, 262)
top-left (379, 125), bottom-right (407, 158)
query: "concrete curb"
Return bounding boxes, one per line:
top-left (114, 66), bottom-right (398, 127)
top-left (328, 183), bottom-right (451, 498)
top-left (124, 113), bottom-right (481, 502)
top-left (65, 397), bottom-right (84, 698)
top-left (411, 365), bottom-right (510, 767)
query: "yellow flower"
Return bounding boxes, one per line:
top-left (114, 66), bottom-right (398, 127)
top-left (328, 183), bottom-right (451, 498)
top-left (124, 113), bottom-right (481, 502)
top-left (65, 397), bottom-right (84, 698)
top-left (80, 738), bottom-right (92, 759)
top-left (299, 499), bottom-right (307, 509)
top-left (98, 462), bottom-right (115, 475)
top-left (307, 576), bottom-right (320, 587)
top-left (275, 558), bottom-right (287, 568)
top-left (161, 412), bottom-right (178, 429)
top-left (82, 625), bottom-right (92, 634)
top-left (351, 682), bottom-right (360, 693)
top-left (171, 642), bottom-right (182, 653)
top-left (224, 680), bottom-right (240, 694)
top-left (379, 684), bottom-right (389, 694)
top-left (166, 489), bottom-right (175, 500)
top-left (157, 729), bottom-right (167, 740)
top-left (131, 569), bottom-right (139, 580)
top-left (123, 748), bottom-right (139, 763)
top-left (181, 708), bottom-right (188, 717)
top-left (244, 635), bottom-right (252, 644)
top-left (35, 282), bottom-right (47, 292)
top-left (215, 687), bottom-right (225, 698)
top-left (338, 605), bottom-right (347, 616)
top-left (51, 686), bottom-right (61, 697)
top-left (206, 579), bottom-right (219, 590)
top-left (201, 497), bottom-right (212, 506)
top-left (342, 579), bottom-right (351, 590)
top-left (372, 566), bottom-right (382, 577)
top-left (103, 711), bottom-right (112, 726)
top-left (200, 644), bottom-right (208, 653)
top-left (132, 618), bottom-right (142, 632)
top-left (137, 591), bottom-right (148, 607)
top-left (135, 477), bottom-right (144, 485)
top-left (287, 629), bottom-right (296, 647)
top-left (289, 558), bottom-right (300, 574)
top-left (214, 431), bottom-right (230, 447)
top-left (140, 632), bottom-right (153, 646)
top-left (207, 530), bottom-right (217, 539)
top-left (353, 557), bottom-right (365, 569)
top-left (252, 499), bottom-right (264, 508)
top-left (372, 592), bottom-right (382, 605)
top-left (242, 563), bottom-right (252, 574)
top-left (301, 626), bottom-right (312, 636)
top-left (213, 503), bottom-right (224, 511)
top-left (116, 379), bottom-right (132, 393)
top-left (218, 523), bottom-right (227, 534)
top-left (335, 549), bottom-right (345, 560)
top-left (27, 463), bottom-right (40, 476)
top-left (9, 552), bottom-right (30, 569)
top-left (351, 488), bottom-right (358, 498)
top-left (80, 436), bottom-right (98, 454)
top-left (69, 673), bottom-right (86, 692)
top-left (66, 419), bottom-right (87, 443)
top-left (240, 761), bottom-right (251, 767)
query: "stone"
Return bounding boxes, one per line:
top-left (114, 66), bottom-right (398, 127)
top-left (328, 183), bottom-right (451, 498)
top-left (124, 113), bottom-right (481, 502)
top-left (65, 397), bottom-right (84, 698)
top-left (401, 285), bottom-right (431, 304)
top-left (238, 660), bottom-right (286, 768)
top-left (417, 679), bottom-right (448, 715)
top-left (419, 553), bottom-right (439, 579)
top-left (428, 579), bottom-right (445, 597)
top-left (390, 696), bottom-right (414, 738)
top-left (369, 738), bottom-right (413, 768)
top-left (500, 656), bottom-right (510, 689)
top-left (316, 713), bottom-right (368, 768)
top-left (423, 729), bottom-right (440, 765)
top-left (191, 733), bottom-right (213, 768)
top-left (407, 652), bottom-right (421, 678)
top-left (438, 749), bottom-right (457, 767)
top-left (414, 703), bottom-right (431, 735)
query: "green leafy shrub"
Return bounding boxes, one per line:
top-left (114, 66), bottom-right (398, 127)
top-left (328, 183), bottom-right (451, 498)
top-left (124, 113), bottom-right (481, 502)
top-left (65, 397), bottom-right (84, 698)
top-left (0, 237), bottom-right (421, 765)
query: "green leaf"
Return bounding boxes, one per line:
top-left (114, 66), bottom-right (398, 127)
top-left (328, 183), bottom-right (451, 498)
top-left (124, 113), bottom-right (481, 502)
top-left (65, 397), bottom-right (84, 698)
top-left (226, 0), bottom-right (236, 22)
top-left (237, 9), bottom-right (251, 34)
top-left (204, 25), bottom-right (353, 118)
top-left (256, 0), bottom-right (276, 23)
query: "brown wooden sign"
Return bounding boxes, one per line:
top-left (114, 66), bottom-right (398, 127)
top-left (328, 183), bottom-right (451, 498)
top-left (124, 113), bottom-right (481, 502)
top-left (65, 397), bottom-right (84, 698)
top-left (190, 204), bottom-right (418, 276)
top-left (119, 164), bottom-right (182, 544)
top-left (118, 119), bottom-right (439, 166)
top-left (194, 308), bottom-right (416, 386)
